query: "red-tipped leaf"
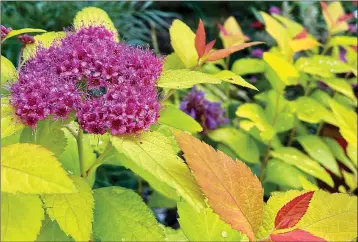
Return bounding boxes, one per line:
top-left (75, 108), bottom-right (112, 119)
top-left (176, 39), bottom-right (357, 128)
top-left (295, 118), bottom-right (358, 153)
top-left (195, 19), bottom-right (207, 58)
top-left (218, 23), bottom-right (229, 36)
top-left (275, 191), bottom-right (314, 230)
top-left (207, 41), bottom-right (263, 61)
top-left (270, 229), bottom-right (326, 242)
top-left (294, 29), bottom-right (308, 40)
top-left (337, 13), bottom-right (355, 23)
top-left (203, 40), bottom-right (216, 56)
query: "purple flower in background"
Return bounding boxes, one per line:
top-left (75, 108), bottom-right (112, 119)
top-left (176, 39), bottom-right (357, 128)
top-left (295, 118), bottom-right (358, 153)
top-left (1, 25), bottom-right (12, 39)
top-left (250, 76), bottom-right (258, 83)
top-left (251, 48), bottom-right (264, 58)
top-left (348, 24), bottom-right (357, 33)
top-left (18, 34), bottom-right (35, 45)
top-left (269, 6), bottom-right (281, 15)
top-left (11, 26), bottom-right (162, 135)
top-left (339, 46), bottom-right (347, 63)
top-left (180, 86), bottom-right (229, 132)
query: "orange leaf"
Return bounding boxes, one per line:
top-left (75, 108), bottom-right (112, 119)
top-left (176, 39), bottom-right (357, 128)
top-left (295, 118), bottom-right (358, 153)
top-left (195, 19), bottom-right (206, 58)
top-left (174, 131), bottom-right (264, 241)
top-left (275, 191), bottom-right (314, 230)
top-left (271, 229), bottom-right (326, 242)
top-left (203, 39), bottom-right (216, 56)
top-left (207, 41), bottom-right (263, 61)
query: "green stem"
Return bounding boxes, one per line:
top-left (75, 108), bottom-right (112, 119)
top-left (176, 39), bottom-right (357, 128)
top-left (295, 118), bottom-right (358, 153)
top-left (161, 89), bottom-right (176, 103)
top-left (287, 126), bottom-right (296, 147)
top-left (77, 129), bottom-right (86, 178)
top-left (225, 56), bottom-right (230, 70)
top-left (150, 23), bottom-right (160, 55)
top-left (321, 32), bottom-right (331, 55)
top-left (86, 143), bottom-right (112, 176)
top-left (316, 121), bottom-right (324, 136)
top-left (17, 45), bottom-right (24, 72)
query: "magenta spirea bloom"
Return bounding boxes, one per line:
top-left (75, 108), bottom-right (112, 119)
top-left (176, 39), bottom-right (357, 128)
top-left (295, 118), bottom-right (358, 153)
top-left (269, 6), bottom-right (281, 15)
top-left (1, 25), bottom-right (12, 39)
top-left (11, 26), bottom-right (162, 135)
top-left (18, 34), bottom-right (35, 45)
top-left (180, 86), bottom-right (228, 132)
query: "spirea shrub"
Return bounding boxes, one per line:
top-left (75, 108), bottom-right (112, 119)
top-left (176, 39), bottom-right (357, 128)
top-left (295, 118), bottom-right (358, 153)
top-left (1, 3), bottom-right (357, 242)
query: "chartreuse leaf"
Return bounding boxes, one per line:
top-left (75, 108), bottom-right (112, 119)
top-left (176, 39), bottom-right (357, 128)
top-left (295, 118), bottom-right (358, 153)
top-left (296, 135), bottom-right (340, 176)
top-left (42, 176), bottom-right (94, 242)
top-left (36, 215), bottom-right (73, 241)
top-left (161, 226), bottom-right (187, 241)
top-left (264, 159), bottom-right (306, 189)
top-left (169, 19), bottom-right (198, 68)
top-left (322, 1), bottom-right (349, 34)
top-left (208, 127), bottom-right (260, 164)
top-left (263, 52), bottom-right (299, 85)
top-left (1, 193), bottom-right (44, 241)
top-left (20, 119), bottom-right (67, 158)
top-left (260, 12), bottom-right (292, 57)
top-left (1, 144), bottom-right (75, 194)
top-left (347, 144), bottom-right (357, 167)
top-left (231, 58), bottom-right (266, 75)
top-left (158, 105), bottom-right (202, 133)
top-left (213, 70), bottom-right (258, 90)
top-left (163, 52), bottom-right (186, 71)
top-left (236, 103), bottom-right (276, 140)
top-left (329, 100), bottom-right (357, 148)
top-left (93, 186), bottom-right (165, 241)
top-left (295, 190), bottom-right (357, 241)
top-left (177, 201), bottom-right (246, 241)
top-left (328, 36), bottom-right (358, 47)
top-left (148, 191), bottom-right (176, 209)
top-left (175, 131), bottom-right (263, 241)
top-left (342, 170), bottom-right (357, 192)
top-left (22, 31), bottom-right (65, 63)
top-left (73, 7), bottom-right (119, 42)
top-left (272, 14), bottom-right (303, 37)
top-left (321, 78), bottom-right (357, 103)
top-left (1, 56), bottom-right (17, 87)
top-left (298, 176), bottom-right (319, 191)
top-left (1, 97), bottom-right (24, 138)
top-left (310, 89), bottom-right (332, 108)
top-left (295, 55), bottom-right (354, 77)
top-left (1, 28), bottom-right (46, 42)
top-left (271, 147), bottom-right (334, 187)
top-left (295, 97), bottom-right (337, 125)
top-left (323, 137), bottom-right (356, 174)
top-left (111, 130), bottom-right (205, 209)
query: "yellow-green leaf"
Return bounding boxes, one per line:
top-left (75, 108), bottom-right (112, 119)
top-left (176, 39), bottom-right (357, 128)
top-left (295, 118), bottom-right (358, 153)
top-left (295, 96), bottom-right (337, 125)
top-left (42, 176), bottom-right (94, 241)
top-left (36, 215), bottom-right (73, 241)
top-left (157, 69), bottom-right (221, 89)
top-left (328, 36), bottom-right (358, 47)
top-left (263, 52), bottom-right (299, 85)
top-left (321, 78), bottom-right (357, 103)
top-left (163, 52), bottom-right (186, 71)
top-left (329, 100), bottom-right (357, 148)
top-left (1, 56), bottom-right (17, 87)
top-left (111, 131), bottom-right (205, 209)
top-left (1, 143), bottom-right (75, 194)
top-left (271, 147), bottom-right (334, 187)
top-left (347, 144), bottom-right (357, 167)
top-left (323, 2), bottom-right (349, 34)
top-left (177, 201), bottom-right (246, 241)
top-left (296, 135), bottom-right (340, 176)
top-left (298, 176), bottom-right (319, 191)
top-left (1, 28), bottom-right (46, 43)
top-left (1, 97), bottom-right (24, 138)
top-left (22, 32), bottom-right (65, 63)
top-left (213, 70), bottom-right (258, 90)
top-left (73, 7), bottom-right (119, 42)
top-left (93, 186), bottom-right (165, 241)
top-left (231, 58), bottom-right (266, 75)
top-left (272, 15), bottom-right (304, 37)
top-left (169, 19), bottom-right (198, 68)
top-left (236, 103), bottom-right (276, 140)
top-left (1, 193), bottom-right (44, 241)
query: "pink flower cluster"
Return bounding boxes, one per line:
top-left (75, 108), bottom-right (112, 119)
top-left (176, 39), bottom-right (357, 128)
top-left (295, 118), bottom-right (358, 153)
top-left (1, 25), bottom-right (12, 39)
top-left (18, 34), bottom-right (35, 45)
top-left (11, 26), bottom-right (162, 135)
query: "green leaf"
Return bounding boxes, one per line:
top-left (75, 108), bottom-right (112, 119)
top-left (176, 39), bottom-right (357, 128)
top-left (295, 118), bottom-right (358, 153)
top-left (236, 103), bottom-right (276, 140)
top-left (177, 201), bottom-right (246, 241)
top-left (323, 137), bottom-right (356, 174)
top-left (73, 7), bottom-right (119, 42)
top-left (272, 14), bottom-right (304, 37)
top-left (158, 105), bottom-right (202, 133)
top-left (111, 131), bottom-right (205, 209)
top-left (295, 55), bottom-right (353, 77)
top-left (1, 193), bottom-right (44, 241)
top-left (1, 28), bottom-right (46, 43)
top-left (22, 32), bottom-right (65, 63)
top-left (1, 143), bottom-right (75, 194)
top-left (329, 100), bottom-right (357, 148)
top-left (264, 159), bottom-right (305, 189)
top-left (148, 191), bottom-right (177, 209)
top-left (163, 53), bottom-right (186, 71)
top-left (36, 215), bottom-right (73, 241)
top-left (1, 56), bottom-right (17, 87)
top-left (298, 175), bottom-right (319, 191)
top-left (263, 52), bottom-right (299, 85)
top-left (157, 69), bottom-right (221, 89)
top-left (347, 144), bottom-right (357, 167)
top-left (162, 226), bottom-right (188, 241)
top-left (320, 78), bottom-right (357, 103)
top-left (296, 135), bottom-right (340, 177)
top-left (310, 89), bottom-right (332, 108)
top-left (271, 147), bottom-right (334, 187)
top-left (93, 186), bottom-right (165, 241)
top-left (333, 93), bottom-right (356, 109)
top-left (42, 176), bottom-right (94, 241)
top-left (213, 70), bottom-right (258, 90)
top-left (295, 96), bottom-right (337, 125)
top-left (264, 64), bottom-right (286, 91)
top-left (208, 127), bottom-right (260, 164)
top-left (169, 19), bottom-right (198, 68)
top-left (20, 119), bottom-right (67, 158)
top-left (231, 58), bottom-right (266, 75)
top-left (328, 36), bottom-right (358, 47)
top-left (1, 97), bottom-right (24, 138)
